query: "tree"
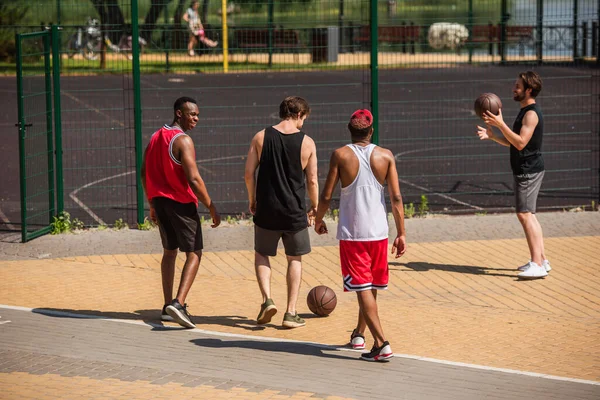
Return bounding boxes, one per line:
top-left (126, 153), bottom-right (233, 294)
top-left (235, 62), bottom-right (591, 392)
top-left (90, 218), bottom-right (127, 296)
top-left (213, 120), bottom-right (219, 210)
top-left (141, 0), bottom-right (171, 41)
top-left (0, 0), bottom-right (29, 62)
top-left (90, 0), bottom-right (125, 43)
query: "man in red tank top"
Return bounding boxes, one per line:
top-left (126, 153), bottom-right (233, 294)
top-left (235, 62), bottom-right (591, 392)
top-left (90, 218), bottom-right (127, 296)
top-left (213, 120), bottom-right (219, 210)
top-left (142, 96), bottom-right (221, 328)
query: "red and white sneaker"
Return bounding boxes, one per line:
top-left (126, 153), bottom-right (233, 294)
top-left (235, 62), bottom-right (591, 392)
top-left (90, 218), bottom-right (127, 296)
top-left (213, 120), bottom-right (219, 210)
top-left (361, 341), bottom-right (393, 362)
top-left (350, 329), bottom-right (365, 350)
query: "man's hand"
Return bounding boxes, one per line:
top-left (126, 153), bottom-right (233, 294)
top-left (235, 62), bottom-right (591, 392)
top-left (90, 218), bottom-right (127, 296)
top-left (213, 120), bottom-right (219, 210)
top-left (209, 204), bottom-right (221, 228)
top-left (476, 124), bottom-right (494, 140)
top-left (248, 201), bottom-right (256, 216)
top-left (307, 207), bottom-right (317, 227)
top-left (150, 206), bottom-right (157, 224)
top-left (391, 235), bottom-right (407, 258)
top-left (482, 109), bottom-right (504, 128)
top-left (314, 219), bottom-right (328, 235)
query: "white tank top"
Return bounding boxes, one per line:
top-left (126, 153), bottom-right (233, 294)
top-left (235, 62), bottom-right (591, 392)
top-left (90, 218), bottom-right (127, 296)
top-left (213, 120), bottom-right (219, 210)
top-left (336, 144), bottom-right (389, 241)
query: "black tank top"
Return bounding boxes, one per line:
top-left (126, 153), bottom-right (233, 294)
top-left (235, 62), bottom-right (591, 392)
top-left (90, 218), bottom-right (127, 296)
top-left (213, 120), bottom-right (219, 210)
top-left (254, 126), bottom-right (307, 231)
top-left (510, 103), bottom-right (544, 175)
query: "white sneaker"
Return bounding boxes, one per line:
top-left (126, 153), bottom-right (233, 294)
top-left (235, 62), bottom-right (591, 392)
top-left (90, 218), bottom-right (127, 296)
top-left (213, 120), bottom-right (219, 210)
top-left (350, 329), bottom-right (366, 350)
top-left (517, 262), bottom-right (548, 279)
top-left (518, 259), bottom-right (551, 272)
top-left (188, 50), bottom-right (195, 57)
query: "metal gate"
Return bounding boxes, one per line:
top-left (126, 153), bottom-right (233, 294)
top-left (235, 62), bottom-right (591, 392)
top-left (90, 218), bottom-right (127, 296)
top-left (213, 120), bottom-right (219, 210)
top-left (15, 30), bottom-right (61, 242)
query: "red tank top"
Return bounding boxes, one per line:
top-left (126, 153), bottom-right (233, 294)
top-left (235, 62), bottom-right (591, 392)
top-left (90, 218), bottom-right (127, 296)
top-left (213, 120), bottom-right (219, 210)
top-left (145, 125), bottom-right (198, 206)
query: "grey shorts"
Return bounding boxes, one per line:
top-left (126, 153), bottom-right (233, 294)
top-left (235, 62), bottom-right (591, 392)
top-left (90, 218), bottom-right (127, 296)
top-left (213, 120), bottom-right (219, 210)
top-left (152, 197), bottom-right (203, 253)
top-left (254, 225), bottom-right (311, 257)
top-left (514, 171), bottom-right (545, 213)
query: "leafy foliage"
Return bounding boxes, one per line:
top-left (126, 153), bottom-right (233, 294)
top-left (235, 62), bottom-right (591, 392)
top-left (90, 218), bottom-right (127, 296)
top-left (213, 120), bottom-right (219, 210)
top-left (0, 1), bottom-right (29, 62)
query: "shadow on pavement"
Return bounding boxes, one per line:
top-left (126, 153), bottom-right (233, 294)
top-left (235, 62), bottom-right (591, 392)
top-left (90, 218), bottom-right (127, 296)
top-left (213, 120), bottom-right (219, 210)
top-left (192, 312), bottom-right (324, 332)
top-left (389, 261), bottom-right (516, 277)
top-left (31, 307), bottom-right (176, 329)
top-left (190, 337), bottom-right (355, 361)
top-left (192, 315), bottom-right (267, 331)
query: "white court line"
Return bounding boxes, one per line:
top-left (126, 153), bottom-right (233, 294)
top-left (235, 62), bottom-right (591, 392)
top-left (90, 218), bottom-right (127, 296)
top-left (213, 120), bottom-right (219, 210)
top-left (62, 91), bottom-right (126, 128)
top-left (2, 304), bottom-right (598, 387)
top-left (395, 144), bottom-right (484, 211)
top-left (70, 155), bottom-right (245, 222)
top-left (0, 207), bottom-right (17, 230)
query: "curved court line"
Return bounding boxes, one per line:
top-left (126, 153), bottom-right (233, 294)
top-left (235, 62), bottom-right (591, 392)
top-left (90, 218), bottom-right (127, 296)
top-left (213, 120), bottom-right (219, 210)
top-left (3, 304), bottom-right (598, 387)
top-left (69, 155), bottom-right (245, 222)
top-left (0, 207), bottom-right (16, 230)
top-left (395, 144), bottom-right (484, 210)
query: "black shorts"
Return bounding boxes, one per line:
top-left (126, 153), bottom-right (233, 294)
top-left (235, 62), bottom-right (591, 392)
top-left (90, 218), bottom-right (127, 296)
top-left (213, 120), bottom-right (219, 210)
top-left (254, 225), bottom-right (311, 257)
top-left (152, 197), bottom-right (203, 252)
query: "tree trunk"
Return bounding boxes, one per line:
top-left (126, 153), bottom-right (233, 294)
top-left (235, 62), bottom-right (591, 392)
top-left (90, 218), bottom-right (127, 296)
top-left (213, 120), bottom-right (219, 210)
top-left (90, 0), bottom-right (124, 43)
top-left (141, 0), bottom-right (171, 41)
top-left (202, 0), bottom-right (209, 24)
top-left (173, 0), bottom-right (187, 49)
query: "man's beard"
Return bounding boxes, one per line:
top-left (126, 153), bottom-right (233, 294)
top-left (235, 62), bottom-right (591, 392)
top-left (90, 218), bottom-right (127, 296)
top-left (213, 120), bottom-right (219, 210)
top-left (513, 92), bottom-right (526, 102)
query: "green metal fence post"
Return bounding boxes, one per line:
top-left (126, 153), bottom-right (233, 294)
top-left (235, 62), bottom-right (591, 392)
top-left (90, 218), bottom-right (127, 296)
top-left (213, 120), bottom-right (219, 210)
top-left (370, 0), bottom-right (379, 145)
top-left (164, 5), bottom-right (170, 73)
top-left (15, 34), bottom-right (27, 242)
top-left (536, 0), bottom-right (543, 64)
top-left (468, 0), bottom-right (473, 64)
top-left (131, 0), bottom-right (144, 225)
top-left (500, 0), bottom-right (508, 65)
top-left (44, 33), bottom-right (55, 225)
top-left (573, 0), bottom-right (579, 60)
top-left (52, 24), bottom-right (64, 213)
top-left (268, 0), bottom-right (274, 67)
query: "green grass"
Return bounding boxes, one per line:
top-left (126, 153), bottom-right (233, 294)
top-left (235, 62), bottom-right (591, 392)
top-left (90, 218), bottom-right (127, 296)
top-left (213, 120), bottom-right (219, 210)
top-left (1, 55), bottom-right (371, 75)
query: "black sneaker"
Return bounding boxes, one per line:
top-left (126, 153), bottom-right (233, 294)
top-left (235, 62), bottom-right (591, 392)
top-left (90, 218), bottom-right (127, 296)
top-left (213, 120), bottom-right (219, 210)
top-left (166, 300), bottom-right (196, 328)
top-left (161, 304), bottom-right (174, 322)
top-left (361, 341), bottom-right (393, 362)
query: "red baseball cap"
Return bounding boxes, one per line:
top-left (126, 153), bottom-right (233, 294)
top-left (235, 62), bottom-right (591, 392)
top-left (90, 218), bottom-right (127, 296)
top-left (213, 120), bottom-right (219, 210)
top-left (349, 109), bottom-right (373, 129)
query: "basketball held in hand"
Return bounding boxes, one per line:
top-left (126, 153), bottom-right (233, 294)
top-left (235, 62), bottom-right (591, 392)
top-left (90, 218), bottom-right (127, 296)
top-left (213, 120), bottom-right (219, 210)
top-left (474, 93), bottom-right (502, 119)
top-left (307, 285), bottom-right (337, 317)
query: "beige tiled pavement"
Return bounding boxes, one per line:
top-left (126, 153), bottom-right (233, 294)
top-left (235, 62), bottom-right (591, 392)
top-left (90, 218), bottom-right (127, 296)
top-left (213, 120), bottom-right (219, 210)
top-left (1, 213), bottom-right (600, 398)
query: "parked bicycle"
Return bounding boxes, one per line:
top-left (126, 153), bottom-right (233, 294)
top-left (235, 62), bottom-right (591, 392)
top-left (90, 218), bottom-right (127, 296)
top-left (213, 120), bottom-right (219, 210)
top-left (66, 18), bottom-right (147, 60)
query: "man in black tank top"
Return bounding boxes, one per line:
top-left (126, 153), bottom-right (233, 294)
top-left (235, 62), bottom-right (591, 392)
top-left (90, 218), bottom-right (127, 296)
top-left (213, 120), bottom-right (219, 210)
top-left (477, 71), bottom-right (550, 280)
top-left (244, 96), bottom-right (319, 328)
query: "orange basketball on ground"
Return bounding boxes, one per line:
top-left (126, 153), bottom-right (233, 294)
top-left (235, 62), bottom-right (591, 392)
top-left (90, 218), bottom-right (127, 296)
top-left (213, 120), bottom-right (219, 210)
top-left (307, 285), bottom-right (337, 316)
top-left (474, 93), bottom-right (503, 119)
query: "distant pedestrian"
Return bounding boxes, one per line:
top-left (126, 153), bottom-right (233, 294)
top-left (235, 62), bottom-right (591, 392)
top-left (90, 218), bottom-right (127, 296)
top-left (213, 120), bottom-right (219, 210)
top-left (314, 109), bottom-right (406, 361)
top-left (477, 71), bottom-right (550, 279)
top-left (244, 96), bottom-right (318, 329)
top-left (183, 0), bottom-right (218, 56)
top-left (142, 96), bottom-right (221, 328)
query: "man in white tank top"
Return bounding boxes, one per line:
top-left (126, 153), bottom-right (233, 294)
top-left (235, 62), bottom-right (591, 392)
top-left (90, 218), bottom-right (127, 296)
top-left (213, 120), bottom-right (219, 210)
top-left (314, 109), bottom-right (407, 362)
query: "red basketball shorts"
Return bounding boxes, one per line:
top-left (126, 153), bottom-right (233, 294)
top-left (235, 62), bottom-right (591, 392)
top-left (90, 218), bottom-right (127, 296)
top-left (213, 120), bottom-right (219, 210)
top-left (339, 239), bottom-right (389, 292)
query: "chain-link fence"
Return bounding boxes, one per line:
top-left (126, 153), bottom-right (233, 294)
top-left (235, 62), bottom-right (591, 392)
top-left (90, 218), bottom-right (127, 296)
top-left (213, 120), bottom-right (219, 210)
top-left (2, 0), bottom-right (599, 239)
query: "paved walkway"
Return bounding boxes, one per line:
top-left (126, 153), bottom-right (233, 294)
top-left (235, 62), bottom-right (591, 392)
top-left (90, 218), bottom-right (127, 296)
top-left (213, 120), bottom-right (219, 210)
top-left (1, 211), bottom-right (599, 399)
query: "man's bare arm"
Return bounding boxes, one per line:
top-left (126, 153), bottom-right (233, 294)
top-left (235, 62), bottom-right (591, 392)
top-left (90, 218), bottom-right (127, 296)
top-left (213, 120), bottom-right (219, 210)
top-left (314, 150), bottom-right (340, 234)
top-left (304, 137), bottom-right (319, 215)
top-left (384, 150), bottom-right (406, 257)
top-left (244, 131), bottom-right (263, 215)
top-left (483, 109), bottom-right (538, 150)
top-left (176, 135), bottom-right (220, 227)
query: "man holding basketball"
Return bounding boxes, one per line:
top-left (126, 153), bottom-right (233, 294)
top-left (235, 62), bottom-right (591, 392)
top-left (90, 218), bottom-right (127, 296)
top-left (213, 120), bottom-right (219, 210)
top-left (477, 71), bottom-right (550, 279)
top-left (142, 96), bottom-right (221, 328)
top-left (244, 96), bottom-right (319, 329)
top-left (315, 109), bottom-right (406, 362)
